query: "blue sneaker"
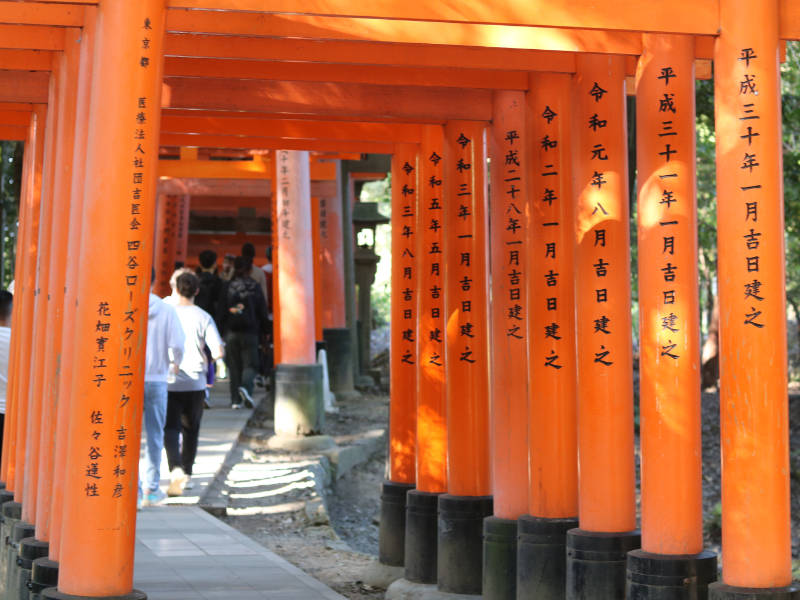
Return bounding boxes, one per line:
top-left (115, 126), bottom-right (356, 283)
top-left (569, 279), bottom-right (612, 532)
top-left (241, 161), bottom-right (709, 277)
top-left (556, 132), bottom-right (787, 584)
top-left (141, 488), bottom-right (167, 507)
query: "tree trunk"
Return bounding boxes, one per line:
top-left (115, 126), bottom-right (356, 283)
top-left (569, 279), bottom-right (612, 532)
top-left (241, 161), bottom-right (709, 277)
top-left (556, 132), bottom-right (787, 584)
top-left (701, 292), bottom-right (720, 390)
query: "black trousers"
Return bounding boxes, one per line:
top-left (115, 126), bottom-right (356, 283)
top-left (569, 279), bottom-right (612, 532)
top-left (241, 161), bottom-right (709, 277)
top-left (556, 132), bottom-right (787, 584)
top-left (164, 390), bottom-right (205, 476)
top-left (224, 331), bottom-right (259, 404)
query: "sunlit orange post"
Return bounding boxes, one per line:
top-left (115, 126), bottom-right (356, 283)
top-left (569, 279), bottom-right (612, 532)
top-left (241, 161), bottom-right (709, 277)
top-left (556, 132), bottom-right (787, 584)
top-left (520, 71), bottom-right (580, 599)
top-left (49, 6), bottom-right (97, 574)
top-left (438, 120), bottom-right (492, 596)
top-left (272, 150), bottom-right (326, 441)
top-left (710, 1), bottom-right (798, 597)
top-left (319, 168), bottom-right (357, 400)
top-left (484, 90), bottom-right (529, 600)
top-left (311, 195), bottom-right (324, 343)
top-left (401, 125), bottom-right (446, 586)
top-left (379, 143), bottom-right (418, 574)
top-left (629, 33), bottom-right (718, 598)
top-left (43, 0), bottom-right (167, 597)
top-left (567, 54), bottom-right (640, 600)
top-left (269, 151), bottom-right (282, 367)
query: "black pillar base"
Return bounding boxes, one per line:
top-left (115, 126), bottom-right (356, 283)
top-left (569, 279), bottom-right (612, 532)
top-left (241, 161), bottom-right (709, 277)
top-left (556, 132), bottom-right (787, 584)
top-left (42, 589), bottom-right (147, 600)
top-left (482, 516), bottom-right (517, 600)
top-left (566, 528), bottom-right (641, 600)
top-left (322, 328), bottom-right (357, 398)
top-left (0, 494), bottom-right (17, 596)
top-left (16, 537), bottom-right (48, 600)
top-left (436, 494), bottom-right (493, 596)
top-left (709, 583), bottom-right (800, 599)
top-left (6, 521), bottom-right (34, 599)
top-left (274, 363), bottom-right (324, 436)
top-left (404, 489), bottom-right (440, 583)
top-left (30, 558), bottom-right (58, 600)
top-left (627, 549), bottom-right (718, 599)
top-left (517, 515), bottom-right (579, 599)
top-left (379, 480), bottom-right (414, 567)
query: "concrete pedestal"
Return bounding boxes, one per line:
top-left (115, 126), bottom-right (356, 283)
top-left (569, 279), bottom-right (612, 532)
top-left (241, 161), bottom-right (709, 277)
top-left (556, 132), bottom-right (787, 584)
top-left (0, 493), bottom-right (17, 596)
top-left (30, 557), bottom-right (58, 600)
top-left (386, 577), bottom-right (481, 600)
top-left (42, 589), bottom-right (147, 600)
top-left (517, 515), bottom-right (578, 600)
top-left (404, 490), bottom-right (441, 584)
top-left (627, 549), bottom-right (717, 599)
top-left (437, 494), bottom-right (493, 596)
top-left (482, 516), bottom-right (517, 600)
top-left (274, 363), bottom-right (324, 436)
top-left (566, 528), bottom-right (641, 600)
top-left (322, 328), bottom-right (359, 400)
top-left (5, 521), bottom-right (33, 599)
top-left (15, 537), bottom-right (48, 600)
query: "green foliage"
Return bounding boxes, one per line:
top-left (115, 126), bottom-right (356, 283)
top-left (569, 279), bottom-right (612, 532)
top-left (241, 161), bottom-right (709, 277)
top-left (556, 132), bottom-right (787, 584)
top-left (0, 141), bottom-right (21, 290)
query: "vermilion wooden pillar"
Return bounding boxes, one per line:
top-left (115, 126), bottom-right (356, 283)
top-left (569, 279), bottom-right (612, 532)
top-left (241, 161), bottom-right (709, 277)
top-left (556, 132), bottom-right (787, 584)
top-left (628, 33), bottom-right (718, 599)
top-left (174, 194), bottom-right (190, 265)
top-left (567, 54), bottom-right (640, 600)
top-left (272, 150), bottom-right (325, 439)
top-left (402, 125), bottom-right (446, 585)
top-left (379, 143), bottom-right (418, 572)
top-left (519, 71), bottom-right (579, 599)
top-left (711, 1), bottom-right (797, 597)
top-left (46, 0), bottom-right (167, 596)
top-left (153, 193), bottom-right (178, 297)
top-left (484, 90), bottom-right (529, 600)
top-left (49, 6), bottom-right (97, 566)
top-left (311, 195), bottom-right (324, 342)
top-left (438, 121), bottom-right (492, 596)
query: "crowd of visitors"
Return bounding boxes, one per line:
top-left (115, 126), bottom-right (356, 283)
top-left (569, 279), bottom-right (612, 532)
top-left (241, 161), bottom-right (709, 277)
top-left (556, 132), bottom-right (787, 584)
top-left (140, 243), bottom-right (273, 506)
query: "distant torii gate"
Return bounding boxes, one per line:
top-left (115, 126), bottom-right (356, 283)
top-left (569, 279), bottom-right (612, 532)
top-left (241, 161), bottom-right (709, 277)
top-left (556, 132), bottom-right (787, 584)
top-left (0, 1), bottom-right (796, 600)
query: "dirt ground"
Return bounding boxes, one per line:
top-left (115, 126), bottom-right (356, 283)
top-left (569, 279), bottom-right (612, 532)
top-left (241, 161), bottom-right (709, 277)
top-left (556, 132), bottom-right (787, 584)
top-left (223, 386), bottom-right (800, 599)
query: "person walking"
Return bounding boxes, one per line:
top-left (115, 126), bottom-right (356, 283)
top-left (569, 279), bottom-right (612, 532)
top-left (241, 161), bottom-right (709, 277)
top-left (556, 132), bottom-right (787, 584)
top-left (0, 290), bottom-right (13, 466)
top-left (142, 271), bottom-right (185, 507)
top-left (217, 256), bottom-right (269, 409)
top-left (165, 272), bottom-right (224, 497)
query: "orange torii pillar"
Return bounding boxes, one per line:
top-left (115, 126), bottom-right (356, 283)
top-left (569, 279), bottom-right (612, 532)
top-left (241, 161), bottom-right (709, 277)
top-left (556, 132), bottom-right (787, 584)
top-left (400, 125), bottom-right (447, 586)
top-left (483, 91), bottom-right (529, 600)
top-left (710, 1), bottom-right (798, 598)
top-left (272, 150), bottom-right (326, 441)
top-left (10, 61), bottom-right (63, 595)
top-left (41, 0), bottom-right (167, 597)
top-left (153, 193), bottom-right (178, 297)
top-left (438, 121), bottom-right (492, 596)
top-left (319, 167), bottom-right (358, 401)
top-left (174, 194), bottom-right (190, 266)
top-left (0, 104), bottom-right (45, 594)
top-left (18, 29), bottom-right (84, 594)
top-left (628, 33), bottom-right (718, 599)
top-left (378, 144), bottom-right (418, 577)
top-left (567, 54), bottom-right (640, 600)
top-left (518, 71), bottom-right (580, 599)
top-left (311, 195), bottom-right (324, 343)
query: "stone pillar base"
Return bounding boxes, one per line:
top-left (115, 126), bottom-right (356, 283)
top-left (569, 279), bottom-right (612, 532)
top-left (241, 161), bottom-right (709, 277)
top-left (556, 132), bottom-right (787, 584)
top-left (5, 520), bottom-right (33, 598)
top-left (386, 577), bottom-right (481, 600)
top-left (379, 481), bottom-right (414, 567)
top-left (517, 515), bottom-right (578, 599)
top-left (709, 583), bottom-right (800, 599)
top-left (627, 548), bottom-right (717, 599)
top-left (30, 557), bottom-right (59, 600)
top-left (482, 516), bottom-right (517, 600)
top-left (437, 494), bottom-right (493, 596)
top-left (362, 559), bottom-right (405, 589)
top-left (42, 589), bottom-right (147, 600)
top-left (274, 363), bottom-right (324, 436)
top-left (16, 537), bottom-right (48, 600)
top-left (566, 528), bottom-right (641, 600)
top-left (0, 495), bottom-right (18, 596)
top-left (322, 328), bottom-right (357, 398)
top-left (404, 490), bottom-right (441, 584)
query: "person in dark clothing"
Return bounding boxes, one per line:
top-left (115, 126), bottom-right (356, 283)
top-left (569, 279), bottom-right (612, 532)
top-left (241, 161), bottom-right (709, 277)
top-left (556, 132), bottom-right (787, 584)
top-left (194, 249), bottom-right (223, 326)
top-left (217, 256), bottom-right (269, 408)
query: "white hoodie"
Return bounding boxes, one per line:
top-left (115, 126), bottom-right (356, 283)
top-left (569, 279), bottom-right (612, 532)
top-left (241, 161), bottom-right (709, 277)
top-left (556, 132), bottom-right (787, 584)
top-left (145, 293), bottom-right (185, 383)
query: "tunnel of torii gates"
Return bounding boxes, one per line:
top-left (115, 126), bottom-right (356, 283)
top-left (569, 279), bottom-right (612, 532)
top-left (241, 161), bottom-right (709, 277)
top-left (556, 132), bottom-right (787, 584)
top-left (0, 1), bottom-right (799, 600)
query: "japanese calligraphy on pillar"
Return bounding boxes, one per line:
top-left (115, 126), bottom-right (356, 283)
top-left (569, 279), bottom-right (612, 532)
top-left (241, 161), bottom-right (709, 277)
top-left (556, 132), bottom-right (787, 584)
top-left (319, 197), bottom-right (328, 241)
top-left (278, 151), bottom-right (292, 240)
top-left (573, 55), bottom-right (636, 532)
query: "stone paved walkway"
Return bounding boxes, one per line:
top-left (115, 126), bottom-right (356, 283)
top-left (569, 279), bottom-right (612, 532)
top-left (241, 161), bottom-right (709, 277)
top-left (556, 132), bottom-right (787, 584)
top-left (135, 381), bottom-right (345, 599)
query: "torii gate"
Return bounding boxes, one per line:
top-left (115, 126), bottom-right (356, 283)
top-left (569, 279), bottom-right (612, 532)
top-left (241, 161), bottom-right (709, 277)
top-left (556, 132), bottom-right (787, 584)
top-left (0, 1), bottom-right (797, 600)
